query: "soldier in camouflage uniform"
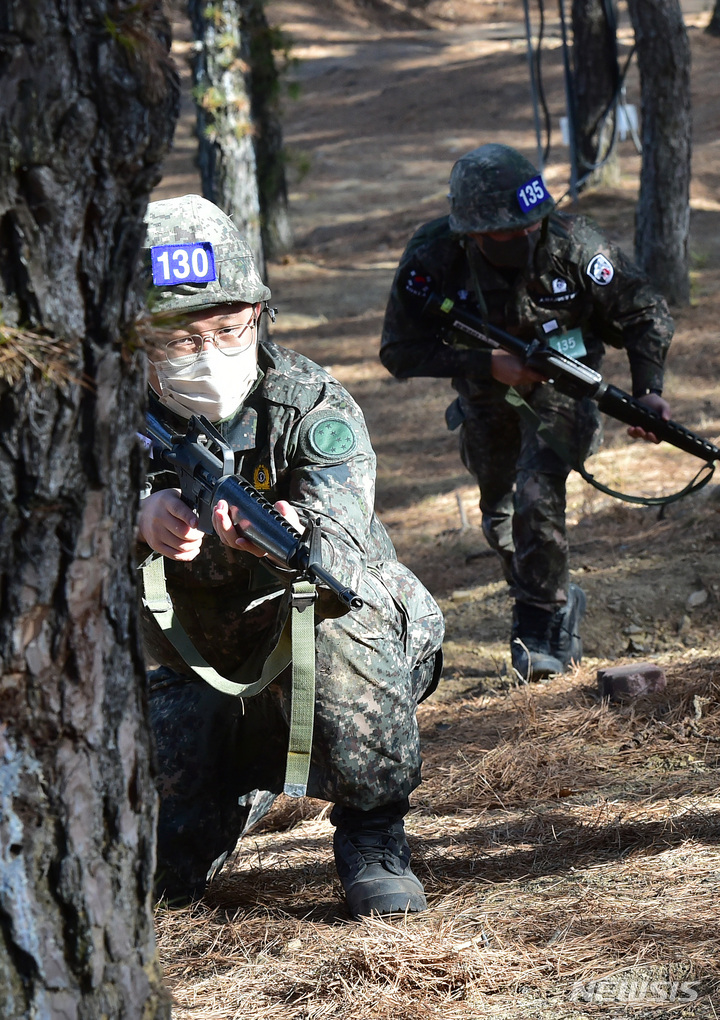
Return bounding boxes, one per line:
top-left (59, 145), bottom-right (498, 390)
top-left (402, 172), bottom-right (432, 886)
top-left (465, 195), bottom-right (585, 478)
top-left (137, 195), bottom-right (444, 917)
top-left (380, 143), bottom-right (674, 680)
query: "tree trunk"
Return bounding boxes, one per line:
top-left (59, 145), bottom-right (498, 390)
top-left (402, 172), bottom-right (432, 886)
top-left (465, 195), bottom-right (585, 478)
top-left (243, 0), bottom-right (294, 259)
top-left (187, 0), bottom-right (293, 271)
top-left (0, 3), bottom-right (178, 1017)
top-left (188, 0), bottom-right (266, 274)
top-left (706, 0), bottom-right (720, 36)
top-left (571, 0), bottom-right (621, 189)
top-left (626, 0), bottom-right (691, 305)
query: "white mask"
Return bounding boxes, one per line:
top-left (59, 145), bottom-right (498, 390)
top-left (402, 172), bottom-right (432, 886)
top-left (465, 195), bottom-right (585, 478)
top-left (152, 343), bottom-right (259, 422)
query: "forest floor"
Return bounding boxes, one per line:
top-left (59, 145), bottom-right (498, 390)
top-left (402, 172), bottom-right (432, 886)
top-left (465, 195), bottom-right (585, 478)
top-left (154, 1), bottom-right (720, 1016)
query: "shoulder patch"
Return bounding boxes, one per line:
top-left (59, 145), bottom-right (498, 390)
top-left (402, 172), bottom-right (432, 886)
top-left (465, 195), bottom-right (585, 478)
top-left (298, 408), bottom-right (358, 464)
top-left (404, 268), bottom-right (432, 300)
top-left (586, 252), bottom-right (614, 286)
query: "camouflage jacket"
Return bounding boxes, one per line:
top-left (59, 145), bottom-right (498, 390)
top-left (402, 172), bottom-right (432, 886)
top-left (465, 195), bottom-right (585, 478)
top-left (380, 212), bottom-right (674, 398)
top-left (140, 339), bottom-right (398, 676)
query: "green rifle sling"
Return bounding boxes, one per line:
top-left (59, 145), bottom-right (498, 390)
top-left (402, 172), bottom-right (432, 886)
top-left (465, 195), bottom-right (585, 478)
top-left (142, 556), bottom-right (316, 796)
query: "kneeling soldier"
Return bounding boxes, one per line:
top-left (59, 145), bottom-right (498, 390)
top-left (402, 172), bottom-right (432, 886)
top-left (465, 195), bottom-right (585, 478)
top-left (138, 195), bottom-right (445, 917)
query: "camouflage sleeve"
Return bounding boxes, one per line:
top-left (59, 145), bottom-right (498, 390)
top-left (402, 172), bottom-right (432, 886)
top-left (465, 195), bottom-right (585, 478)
top-left (576, 224), bottom-right (674, 395)
top-left (284, 389), bottom-right (381, 616)
top-left (379, 227), bottom-right (494, 382)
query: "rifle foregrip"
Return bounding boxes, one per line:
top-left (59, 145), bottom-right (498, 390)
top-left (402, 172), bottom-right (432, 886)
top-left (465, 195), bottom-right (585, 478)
top-left (598, 385), bottom-right (720, 463)
top-left (213, 475), bottom-right (301, 567)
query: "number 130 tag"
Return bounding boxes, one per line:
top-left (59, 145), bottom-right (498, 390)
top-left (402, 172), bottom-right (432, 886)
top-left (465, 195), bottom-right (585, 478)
top-left (151, 242), bottom-right (217, 285)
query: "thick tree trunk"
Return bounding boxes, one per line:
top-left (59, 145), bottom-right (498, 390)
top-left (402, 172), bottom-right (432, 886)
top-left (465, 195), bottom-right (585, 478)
top-left (188, 0), bottom-right (266, 274)
top-left (0, 2), bottom-right (178, 1017)
top-left (626, 0), bottom-right (691, 305)
top-left (571, 0), bottom-right (620, 189)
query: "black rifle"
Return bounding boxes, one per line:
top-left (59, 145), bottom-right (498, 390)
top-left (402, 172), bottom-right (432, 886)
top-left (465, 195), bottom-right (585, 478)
top-left (421, 292), bottom-right (719, 500)
top-left (144, 412), bottom-right (363, 611)
top-left (424, 291), bottom-right (720, 464)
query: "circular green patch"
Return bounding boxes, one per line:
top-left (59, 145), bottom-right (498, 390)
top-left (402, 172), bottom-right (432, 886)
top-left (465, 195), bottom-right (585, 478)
top-left (307, 417), bottom-right (357, 459)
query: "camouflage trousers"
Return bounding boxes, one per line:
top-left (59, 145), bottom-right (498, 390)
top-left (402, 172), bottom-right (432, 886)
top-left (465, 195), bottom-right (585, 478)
top-left (149, 562), bottom-right (444, 896)
top-left (455, 379), bottom-right (601, 610)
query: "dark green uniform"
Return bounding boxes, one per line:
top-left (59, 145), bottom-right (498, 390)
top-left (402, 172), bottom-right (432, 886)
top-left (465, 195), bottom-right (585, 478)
top-left (142, 339), bottom-right (444, 894)
top-left (380, 211), bottom-right (674, 609)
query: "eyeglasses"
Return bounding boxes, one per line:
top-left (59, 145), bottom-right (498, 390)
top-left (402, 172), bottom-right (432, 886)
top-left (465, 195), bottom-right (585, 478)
top-left (158, 316), bottom-right (257, 364)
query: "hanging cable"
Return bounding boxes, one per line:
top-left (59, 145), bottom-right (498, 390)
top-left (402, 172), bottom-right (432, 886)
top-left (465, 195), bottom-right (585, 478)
top-left (557, 0), bottom-right (579, 201)
top-left (568, 41), bottom-right (639, 195)
top-left (525, 0), bottom-right (641, 206)
top-left (533, 0), bottom-right (553, 164)
top-left (523, 0), bottom-right (545, 169)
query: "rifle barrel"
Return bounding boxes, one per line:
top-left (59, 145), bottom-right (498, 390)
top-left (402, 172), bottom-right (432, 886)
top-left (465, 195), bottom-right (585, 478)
top-left (597, 384), bottom-right (720, 463)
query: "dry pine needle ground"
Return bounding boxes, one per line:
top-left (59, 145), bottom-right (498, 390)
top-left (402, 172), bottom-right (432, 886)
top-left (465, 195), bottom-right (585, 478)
top-left (156, 657), bottom-right (720, 1019)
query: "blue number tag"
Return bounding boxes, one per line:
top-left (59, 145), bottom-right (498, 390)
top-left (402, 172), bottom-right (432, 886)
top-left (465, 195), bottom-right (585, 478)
top-left (151, 242), bottom-right (217, 285)
top-left (516, 175), bottom-right (550, 214)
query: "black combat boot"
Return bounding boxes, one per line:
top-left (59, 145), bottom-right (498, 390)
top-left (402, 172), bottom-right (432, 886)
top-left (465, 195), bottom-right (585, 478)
top-left (511, 584), bottom-right (586, 681)
top-left (511, 601), bottom-right (565, 681)
top-left (331, 799), bottom-right (427, 918)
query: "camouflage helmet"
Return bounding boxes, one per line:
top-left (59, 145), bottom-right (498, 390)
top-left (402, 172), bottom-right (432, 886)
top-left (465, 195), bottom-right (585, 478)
top-left (142, 194), bottom-right (271, 315)
top-left (448, 143), bottom-right (555, 234)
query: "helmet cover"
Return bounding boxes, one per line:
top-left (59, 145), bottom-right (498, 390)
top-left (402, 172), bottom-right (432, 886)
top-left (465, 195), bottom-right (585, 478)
top-left (448, 143), bottom-right (555, 233)
top-left (142, 194), bottom-right (271, 315)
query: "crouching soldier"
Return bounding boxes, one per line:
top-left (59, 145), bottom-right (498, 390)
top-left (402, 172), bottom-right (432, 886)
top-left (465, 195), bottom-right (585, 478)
top-left (137, 195), bottom-right (444, 918)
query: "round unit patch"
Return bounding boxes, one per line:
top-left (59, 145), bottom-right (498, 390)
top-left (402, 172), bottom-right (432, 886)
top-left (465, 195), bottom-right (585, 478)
top-left (307, 417), bottom-right (357, 460)
top-left (586, 252), bottom-right (615, 286)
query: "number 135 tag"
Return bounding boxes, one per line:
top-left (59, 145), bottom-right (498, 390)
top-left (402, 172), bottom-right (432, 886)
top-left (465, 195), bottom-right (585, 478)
top-left (516, 175), bottom-right (550, 213)
top-left (151, 242), bottom-right (217, 285)
top-left (547, 327), bottom-right (587, 360)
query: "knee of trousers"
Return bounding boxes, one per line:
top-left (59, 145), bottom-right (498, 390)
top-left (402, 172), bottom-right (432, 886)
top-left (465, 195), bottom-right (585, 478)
top-left (309, 644), bottom-right (424, 807)
top-left (513, 468), bottom-right (569, 520)
top-left (481, 508), bottom-right (514, 555)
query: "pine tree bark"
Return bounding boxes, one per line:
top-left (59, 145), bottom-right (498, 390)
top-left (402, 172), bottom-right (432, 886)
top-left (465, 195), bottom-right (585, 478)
top-left (243, 0), bottom-right (293, 259)
top-left (188, 0), bottom-right (266, 273)
top-left (571, 0), bottom-right (620, 189)
top-left (0, 3), bottom-right (178, 1017)
top-left (187, 0), bottom-right (293, 272)
top-left (626, 0), bottom-right (691, 305)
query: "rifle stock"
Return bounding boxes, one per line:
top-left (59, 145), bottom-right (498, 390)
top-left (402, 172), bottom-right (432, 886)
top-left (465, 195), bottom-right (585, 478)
top-left (144, 412), bottom-right (363, 611)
